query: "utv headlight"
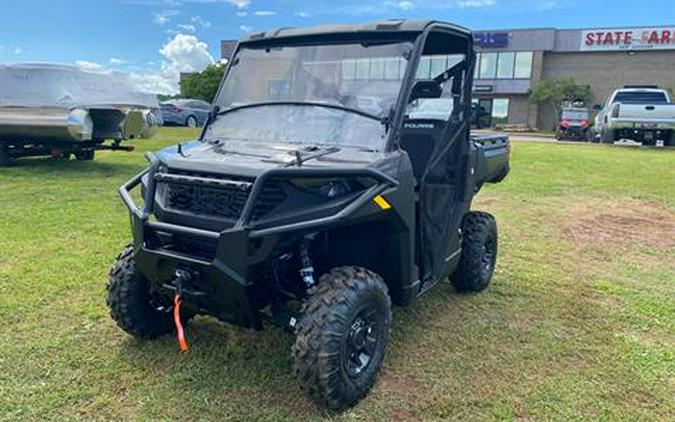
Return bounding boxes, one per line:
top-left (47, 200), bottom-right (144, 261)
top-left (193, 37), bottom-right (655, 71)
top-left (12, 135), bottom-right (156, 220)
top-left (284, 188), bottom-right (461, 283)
top-left (290, 178), bottom-right (355, 199)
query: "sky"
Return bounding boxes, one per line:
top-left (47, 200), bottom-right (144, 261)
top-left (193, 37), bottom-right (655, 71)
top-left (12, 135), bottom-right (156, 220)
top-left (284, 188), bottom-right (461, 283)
top-left (1, 0), bottom-right (674, 94)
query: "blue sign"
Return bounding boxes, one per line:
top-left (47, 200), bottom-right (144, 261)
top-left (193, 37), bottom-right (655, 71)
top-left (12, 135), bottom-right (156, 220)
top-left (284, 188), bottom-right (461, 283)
top-left (474, 32), bottom-right (509, 48)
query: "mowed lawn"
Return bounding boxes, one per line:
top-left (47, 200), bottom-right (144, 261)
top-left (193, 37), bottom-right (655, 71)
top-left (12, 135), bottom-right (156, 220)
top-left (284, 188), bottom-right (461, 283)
top-left (1, 128), bottom-right (673, 422)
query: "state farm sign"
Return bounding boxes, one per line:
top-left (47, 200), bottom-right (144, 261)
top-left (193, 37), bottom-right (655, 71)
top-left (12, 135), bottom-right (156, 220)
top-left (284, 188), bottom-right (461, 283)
top-left (581, 27), bottom-right (675, 51)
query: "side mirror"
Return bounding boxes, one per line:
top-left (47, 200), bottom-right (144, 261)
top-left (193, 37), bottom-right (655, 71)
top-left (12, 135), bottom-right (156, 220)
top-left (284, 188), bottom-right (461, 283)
top-left (592, 104), bottom-right (602, 111)
top-left (208, 105), bottom-right (220, 125)
top-left (409, 80), bottom-right (442, 102)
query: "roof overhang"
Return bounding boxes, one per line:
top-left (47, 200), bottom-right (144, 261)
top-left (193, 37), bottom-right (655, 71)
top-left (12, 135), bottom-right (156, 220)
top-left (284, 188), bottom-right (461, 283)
top-left (238, 20), bottom-right (471, 47)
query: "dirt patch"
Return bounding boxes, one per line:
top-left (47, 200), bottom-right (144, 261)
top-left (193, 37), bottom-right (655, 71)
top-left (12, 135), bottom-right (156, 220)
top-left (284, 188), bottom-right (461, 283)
top-left (378, 373), bottom-right (424, 421)
top-left (563, 203), bottom-right (675, 250)
top-left (378, 372), bottom-right (422, 399)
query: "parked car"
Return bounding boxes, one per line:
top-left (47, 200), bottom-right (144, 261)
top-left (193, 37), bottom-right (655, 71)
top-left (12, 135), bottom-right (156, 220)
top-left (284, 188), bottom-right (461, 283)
top-left (108, 20), bottom-right (510, 411)
top-left (555, 107), bottom-right (591, 141)
top-left (160, 99), bottom-right (212, 128)
top-left (0, 63), bottom-right (161, 165)
top-left (593, 86), bottom-right (675, 145)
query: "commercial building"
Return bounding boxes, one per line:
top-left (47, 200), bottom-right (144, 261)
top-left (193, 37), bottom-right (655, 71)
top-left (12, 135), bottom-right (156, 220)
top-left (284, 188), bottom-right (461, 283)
top-left (472, 25), bottom-right (675, 129)
top-left (221, 25), bottom-right (675, 129)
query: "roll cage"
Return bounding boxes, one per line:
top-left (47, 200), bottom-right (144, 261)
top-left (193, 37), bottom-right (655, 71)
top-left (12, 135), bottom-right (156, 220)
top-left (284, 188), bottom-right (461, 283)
top-left (202, 21), bottom-right (475, 154)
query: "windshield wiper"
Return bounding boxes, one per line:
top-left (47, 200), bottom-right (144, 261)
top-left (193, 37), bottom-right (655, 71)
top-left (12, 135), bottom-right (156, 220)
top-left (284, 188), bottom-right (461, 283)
top-left (216, 101), bottom-right (385, 123)
top-left (286, 145), bottom-right (341, 167)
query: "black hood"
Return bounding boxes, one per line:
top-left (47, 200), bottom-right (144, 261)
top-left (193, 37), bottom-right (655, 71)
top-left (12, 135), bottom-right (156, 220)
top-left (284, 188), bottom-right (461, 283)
top-left (157, 140), bottom-right (381, 177)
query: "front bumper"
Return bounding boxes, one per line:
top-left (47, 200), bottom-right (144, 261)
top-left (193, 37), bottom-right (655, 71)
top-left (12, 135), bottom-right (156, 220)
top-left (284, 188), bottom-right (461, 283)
top-left (119, 153), bottom-right (397, 328)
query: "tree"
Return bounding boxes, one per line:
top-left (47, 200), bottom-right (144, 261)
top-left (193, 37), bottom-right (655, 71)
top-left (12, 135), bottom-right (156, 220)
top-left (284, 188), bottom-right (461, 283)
top-left (157, 93), bottom-right (181, 102)
top-left (179, 64), bottom-right (226, 102)
top-left (529, 78), bottom-right (594, 126)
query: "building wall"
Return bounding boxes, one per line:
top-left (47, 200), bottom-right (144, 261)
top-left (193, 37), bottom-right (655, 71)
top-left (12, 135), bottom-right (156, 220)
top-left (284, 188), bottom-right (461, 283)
top-left (538, 50), bottom-right (675, 128)
top-left (505, 96), bottom-right (530, 126)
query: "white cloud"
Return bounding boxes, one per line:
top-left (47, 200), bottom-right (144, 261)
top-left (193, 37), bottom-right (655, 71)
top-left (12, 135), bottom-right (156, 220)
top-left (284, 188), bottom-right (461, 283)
top-left (135, 33), bottom-right (214, 94)
top-left (75, 33), bottom-right (214, 95)
top-left (394, 1), bottom-right (415, 10)
top-left (190, 15), bottom-right (212, 28)
top-left (239, 25), bottom-right (253, 32)
top-left (227, 0), bottom-right (250, 9)
top-left (176, 23), bottom-right (197, 32)
top-left (253, 10), bottom-right (275, 16)
top-left (536, 1), bottom-right (558, 10)
top-left (457, 0), bottom-right (496, 7)
top-left (13, 46), bottom-right (22, 55)
top-left (129, 73), bottom-right (176, 94)
top-left (236, 11), bottom-right (248, 17)
top-left (153, 9), bottom-right (178, 25)
top-left (295, 11), bottom-right (309, 18)
top-left (75, 60), bottom-right (104, 70)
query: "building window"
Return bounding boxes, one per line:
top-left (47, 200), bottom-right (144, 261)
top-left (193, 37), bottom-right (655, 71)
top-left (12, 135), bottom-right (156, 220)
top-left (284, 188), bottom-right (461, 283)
top-left (492, 98), bottom-right (509, 124)
top-left (430, 55), bottom-right (447, 77)
top-left (474, 53), bottom-right (481, 79)
top-left (514, 51), bottom-right (533, 79)
top-left (384, 58), bottom-right (401, 80)
top-left (479, 52), bottom-right (497, 79)
top-left (369, 58), bottom-right (386, 79)
top-left (416, 56), bottom-right (432, 79)
top-left (497, 52), bottom-right (515, 79)
top-left (355, 59), bottom-right (370, 80)
top-left (342, 59), bottom-right (356, 80)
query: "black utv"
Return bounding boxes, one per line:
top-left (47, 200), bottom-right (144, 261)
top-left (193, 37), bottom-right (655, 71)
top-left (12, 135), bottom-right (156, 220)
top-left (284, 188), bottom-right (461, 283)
top-left (108, 20), bottom-right (510, 410)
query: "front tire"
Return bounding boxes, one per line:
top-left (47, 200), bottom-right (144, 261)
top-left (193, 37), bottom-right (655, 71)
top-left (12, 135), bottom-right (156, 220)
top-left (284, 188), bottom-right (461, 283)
top-left (293, 266), bottom-right (391, 411)
top-left (107, 245), bottom-right (184, 339)
top-left (451, 211), bottom-right (498, 293)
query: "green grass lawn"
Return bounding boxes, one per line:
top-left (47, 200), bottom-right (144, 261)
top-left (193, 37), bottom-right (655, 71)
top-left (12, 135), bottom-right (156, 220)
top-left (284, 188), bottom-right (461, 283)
top-left (1, 129), bottom-right (674, 421)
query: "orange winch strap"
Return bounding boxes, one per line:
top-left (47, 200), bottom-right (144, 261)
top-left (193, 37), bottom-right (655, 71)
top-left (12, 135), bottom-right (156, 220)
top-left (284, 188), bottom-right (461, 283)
top-left (173, 294), bottom-right (189, 352)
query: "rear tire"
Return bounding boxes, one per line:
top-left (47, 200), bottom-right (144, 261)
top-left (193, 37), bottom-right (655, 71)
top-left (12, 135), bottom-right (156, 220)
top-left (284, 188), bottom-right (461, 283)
top-left (75, 149), bottom-right (95, 161)
top-left (0, 146), bottom-right (12, 167)
top-left (186, 115), bottom-right (198, 128)
top-left (451, 211), bottom-right (498, 293)
top-left (107, 245), bottom-right (188, 339)
top-left (293, 266), bottom-right (391, 411)
top-left (601, 128), bottom-right (615, 144)
top-left (665, 133), bottom-right (674, 147)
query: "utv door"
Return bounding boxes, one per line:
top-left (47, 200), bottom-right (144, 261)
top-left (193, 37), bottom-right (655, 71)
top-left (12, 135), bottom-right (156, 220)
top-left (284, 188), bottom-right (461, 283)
top-left (402, 28), bottom-right (476, 288)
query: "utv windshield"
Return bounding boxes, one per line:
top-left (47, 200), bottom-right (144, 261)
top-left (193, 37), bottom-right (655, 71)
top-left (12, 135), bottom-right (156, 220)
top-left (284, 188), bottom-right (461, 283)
top-left (205, 41), bottom-right (413, 151)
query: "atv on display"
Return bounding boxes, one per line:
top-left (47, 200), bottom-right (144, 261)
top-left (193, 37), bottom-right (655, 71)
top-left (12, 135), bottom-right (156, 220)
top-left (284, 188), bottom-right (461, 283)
top-left (108, 20), bottom-right (510, 410)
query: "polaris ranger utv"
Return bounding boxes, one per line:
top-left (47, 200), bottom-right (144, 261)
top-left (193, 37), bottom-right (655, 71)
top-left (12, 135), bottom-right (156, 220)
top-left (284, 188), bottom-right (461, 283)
top-left (108, 20), bottom-right (510, 410)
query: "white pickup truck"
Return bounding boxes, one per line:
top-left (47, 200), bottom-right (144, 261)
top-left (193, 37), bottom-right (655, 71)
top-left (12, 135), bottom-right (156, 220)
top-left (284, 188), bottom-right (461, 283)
top-left (594, 86), bottom-right (675, 146)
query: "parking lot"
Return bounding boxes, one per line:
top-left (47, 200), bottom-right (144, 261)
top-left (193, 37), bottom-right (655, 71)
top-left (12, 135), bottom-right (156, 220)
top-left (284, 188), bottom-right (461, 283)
top-left (1, 128), bottom-right (673, 421)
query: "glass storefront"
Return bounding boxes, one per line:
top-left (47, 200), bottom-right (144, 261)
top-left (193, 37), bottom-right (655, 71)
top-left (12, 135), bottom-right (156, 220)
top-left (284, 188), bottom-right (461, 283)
top-left (491, 98), bottom-right (510, 124)
top-left (471, 97), bottom-right (510, 127)
top-left (514, 52), bottom-right (533, 79)
top-left (475, 51), bottom-right (533, 80)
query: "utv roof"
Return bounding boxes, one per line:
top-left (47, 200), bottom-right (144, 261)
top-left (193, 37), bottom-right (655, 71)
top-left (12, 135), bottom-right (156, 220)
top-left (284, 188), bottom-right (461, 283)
top-left (241, 20), bottom-right (472, 43)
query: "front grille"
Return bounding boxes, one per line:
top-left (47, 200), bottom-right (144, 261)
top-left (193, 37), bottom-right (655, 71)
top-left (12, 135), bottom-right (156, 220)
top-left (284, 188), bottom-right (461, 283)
top-left (167, 182), bottom-right (249, 219)
top-left (160, 171), bottom-right (286, 222)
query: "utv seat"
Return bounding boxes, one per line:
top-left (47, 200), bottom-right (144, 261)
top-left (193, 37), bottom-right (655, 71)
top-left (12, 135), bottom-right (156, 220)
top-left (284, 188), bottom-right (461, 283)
top-left (400, 118), bottom-right (446, 182)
